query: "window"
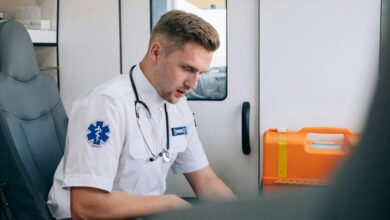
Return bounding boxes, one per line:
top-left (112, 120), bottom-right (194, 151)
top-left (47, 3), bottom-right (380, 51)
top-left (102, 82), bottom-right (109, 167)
top-left (151, 0), bottom-right (227, 100)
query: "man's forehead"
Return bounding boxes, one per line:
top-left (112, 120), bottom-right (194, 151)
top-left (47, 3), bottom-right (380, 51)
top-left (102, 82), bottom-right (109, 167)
top-left (172, 43), bottom-right (212, 69)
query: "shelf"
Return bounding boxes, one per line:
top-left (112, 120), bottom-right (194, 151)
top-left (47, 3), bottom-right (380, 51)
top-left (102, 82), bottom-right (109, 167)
top-left (39, 66), bottom-right (58, 70)
top-left (27, 29), bottom-right (56, 44)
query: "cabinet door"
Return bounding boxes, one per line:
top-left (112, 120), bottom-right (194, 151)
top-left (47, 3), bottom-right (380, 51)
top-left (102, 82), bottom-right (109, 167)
top-left (175, 0), bottom-right (259, 197)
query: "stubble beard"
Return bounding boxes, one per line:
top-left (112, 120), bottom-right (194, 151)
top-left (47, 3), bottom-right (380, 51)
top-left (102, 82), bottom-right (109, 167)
top-left (155, 66), bottom-right (178, 104)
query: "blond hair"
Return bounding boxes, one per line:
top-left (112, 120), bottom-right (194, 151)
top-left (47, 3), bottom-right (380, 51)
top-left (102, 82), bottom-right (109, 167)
top-left (150, 10), bottom-right (220, 54)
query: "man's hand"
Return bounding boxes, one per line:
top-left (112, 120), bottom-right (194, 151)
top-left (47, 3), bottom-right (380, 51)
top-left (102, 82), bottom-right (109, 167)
top-left (167, 194), bottom-right (192, 209)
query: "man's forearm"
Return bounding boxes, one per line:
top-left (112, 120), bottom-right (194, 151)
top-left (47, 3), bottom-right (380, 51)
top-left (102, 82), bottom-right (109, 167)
top-left (195, 175), bottom-right (235, 200)
top-left (71, 187), bottom-right (190, 219)
top-left (184, 166), bottom-right (235, 201)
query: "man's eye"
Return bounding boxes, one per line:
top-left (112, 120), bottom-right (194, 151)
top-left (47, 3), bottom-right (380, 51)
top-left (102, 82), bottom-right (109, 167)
top-left (184, 67), bottom-right (193, 72)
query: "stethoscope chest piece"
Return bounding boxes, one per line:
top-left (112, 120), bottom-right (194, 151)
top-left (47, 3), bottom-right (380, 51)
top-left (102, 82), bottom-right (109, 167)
top-left (162, 150), bottom-right (171, 162)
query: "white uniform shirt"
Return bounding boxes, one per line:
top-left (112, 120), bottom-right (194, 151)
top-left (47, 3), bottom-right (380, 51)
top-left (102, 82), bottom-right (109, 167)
top-left (47, 65), bottom-right (209, 219)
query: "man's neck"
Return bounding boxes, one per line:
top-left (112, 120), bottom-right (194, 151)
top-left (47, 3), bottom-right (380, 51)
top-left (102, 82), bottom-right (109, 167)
top-left (139, 59), bottom-right (155, 87)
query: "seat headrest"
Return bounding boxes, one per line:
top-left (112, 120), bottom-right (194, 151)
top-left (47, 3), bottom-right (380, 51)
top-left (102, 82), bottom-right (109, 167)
top-left (0, 21), bottom-right (40, 81)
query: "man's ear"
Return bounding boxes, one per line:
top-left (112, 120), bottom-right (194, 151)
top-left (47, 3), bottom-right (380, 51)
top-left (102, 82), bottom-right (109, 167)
top-left (149, 41), bottom-right (163, 63)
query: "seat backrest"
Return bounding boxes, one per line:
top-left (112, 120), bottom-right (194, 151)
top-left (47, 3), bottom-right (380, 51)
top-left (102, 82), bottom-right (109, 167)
top-left (0, 21), bottom-right (68, 220)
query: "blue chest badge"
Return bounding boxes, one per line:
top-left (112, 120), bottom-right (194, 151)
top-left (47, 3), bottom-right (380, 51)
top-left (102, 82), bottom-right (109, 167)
top-left (87, 121), bottom-right (110, 146)
top-left (172, 126), bottom-right (187, 136)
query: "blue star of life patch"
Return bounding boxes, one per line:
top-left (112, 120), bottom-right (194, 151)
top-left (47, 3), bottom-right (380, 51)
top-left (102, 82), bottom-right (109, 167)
top-left (87, 121), bottom-right (110, 146)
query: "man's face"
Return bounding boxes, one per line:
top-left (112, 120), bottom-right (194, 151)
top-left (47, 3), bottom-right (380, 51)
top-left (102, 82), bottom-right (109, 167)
top-left (154, 41), bottom-right (213, 104)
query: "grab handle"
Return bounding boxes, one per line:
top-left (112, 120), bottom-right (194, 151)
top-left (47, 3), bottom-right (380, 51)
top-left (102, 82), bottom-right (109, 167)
top-left (242, 102), bottom-right (251, 155)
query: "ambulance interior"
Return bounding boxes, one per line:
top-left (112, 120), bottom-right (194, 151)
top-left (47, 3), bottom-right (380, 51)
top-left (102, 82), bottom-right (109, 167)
top-left (0, 0), bottom-right (389, 219)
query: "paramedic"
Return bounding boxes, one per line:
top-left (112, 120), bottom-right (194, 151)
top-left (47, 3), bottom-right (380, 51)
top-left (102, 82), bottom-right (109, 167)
top-left (47, 10), bottom-right (234, 220)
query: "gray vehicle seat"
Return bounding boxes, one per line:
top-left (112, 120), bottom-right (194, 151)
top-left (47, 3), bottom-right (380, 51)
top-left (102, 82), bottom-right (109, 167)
top-left (0, 21), bottom-right (68, 219)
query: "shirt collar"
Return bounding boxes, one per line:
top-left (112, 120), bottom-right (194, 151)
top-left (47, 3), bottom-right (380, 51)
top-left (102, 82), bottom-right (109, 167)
top-left (131, 64), bottom-right (166, 111)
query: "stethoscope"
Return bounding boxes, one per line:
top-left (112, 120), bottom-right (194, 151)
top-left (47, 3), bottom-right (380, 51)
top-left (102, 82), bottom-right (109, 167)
top-left (129, 65), bottom-right (171, 162)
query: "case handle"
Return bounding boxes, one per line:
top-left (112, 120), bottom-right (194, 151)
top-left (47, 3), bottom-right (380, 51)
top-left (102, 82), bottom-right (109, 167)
top-left (299, 127), bottom-right (356, 151)
top-left (299, 127), bottom-right (353, 136)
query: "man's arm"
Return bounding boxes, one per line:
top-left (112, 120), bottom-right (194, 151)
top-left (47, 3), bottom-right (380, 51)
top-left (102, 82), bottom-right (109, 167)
top-left (184, 166), bottom-right (235, 200)
top-left (70, 187), bottom-right (190, 219)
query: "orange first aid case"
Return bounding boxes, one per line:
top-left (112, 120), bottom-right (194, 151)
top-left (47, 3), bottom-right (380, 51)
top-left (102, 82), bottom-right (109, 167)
top-left (262, 127), bottom-right (358, 192)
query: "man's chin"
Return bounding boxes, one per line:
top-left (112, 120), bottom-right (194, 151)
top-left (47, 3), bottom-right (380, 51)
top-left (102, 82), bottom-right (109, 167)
top-left (165, 95), bottom-right (182, 104)
top-left (167, 97), bottom-right (180, 104)
top-left (161, 91), bottom-right (187, 104)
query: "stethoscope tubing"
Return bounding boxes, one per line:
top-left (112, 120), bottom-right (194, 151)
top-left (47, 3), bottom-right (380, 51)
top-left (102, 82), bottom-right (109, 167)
top-left (129, 65), bottom-right (170, 161)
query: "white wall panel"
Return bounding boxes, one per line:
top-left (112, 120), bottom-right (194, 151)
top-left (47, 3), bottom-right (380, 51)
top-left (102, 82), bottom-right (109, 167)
top-left (59, 0), bottom-right (120, 112)
top-left (120, 0), bottom-right (150, 74)
top-left (260, 0), bottom-right (380, 135)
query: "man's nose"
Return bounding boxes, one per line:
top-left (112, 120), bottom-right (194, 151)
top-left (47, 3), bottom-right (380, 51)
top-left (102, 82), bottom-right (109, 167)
top-left (184, 73), bottom-right (199, 89)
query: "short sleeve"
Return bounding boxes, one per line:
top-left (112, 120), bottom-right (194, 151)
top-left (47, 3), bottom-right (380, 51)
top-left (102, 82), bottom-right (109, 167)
top-left (62, 94), bottom-right (125, 192)
top-left (171, 103), bottom-right (209, 174)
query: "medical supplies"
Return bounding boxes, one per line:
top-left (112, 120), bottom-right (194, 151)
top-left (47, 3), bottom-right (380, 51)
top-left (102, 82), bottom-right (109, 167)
top-left (262, 127), bottom-right (359, 193)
